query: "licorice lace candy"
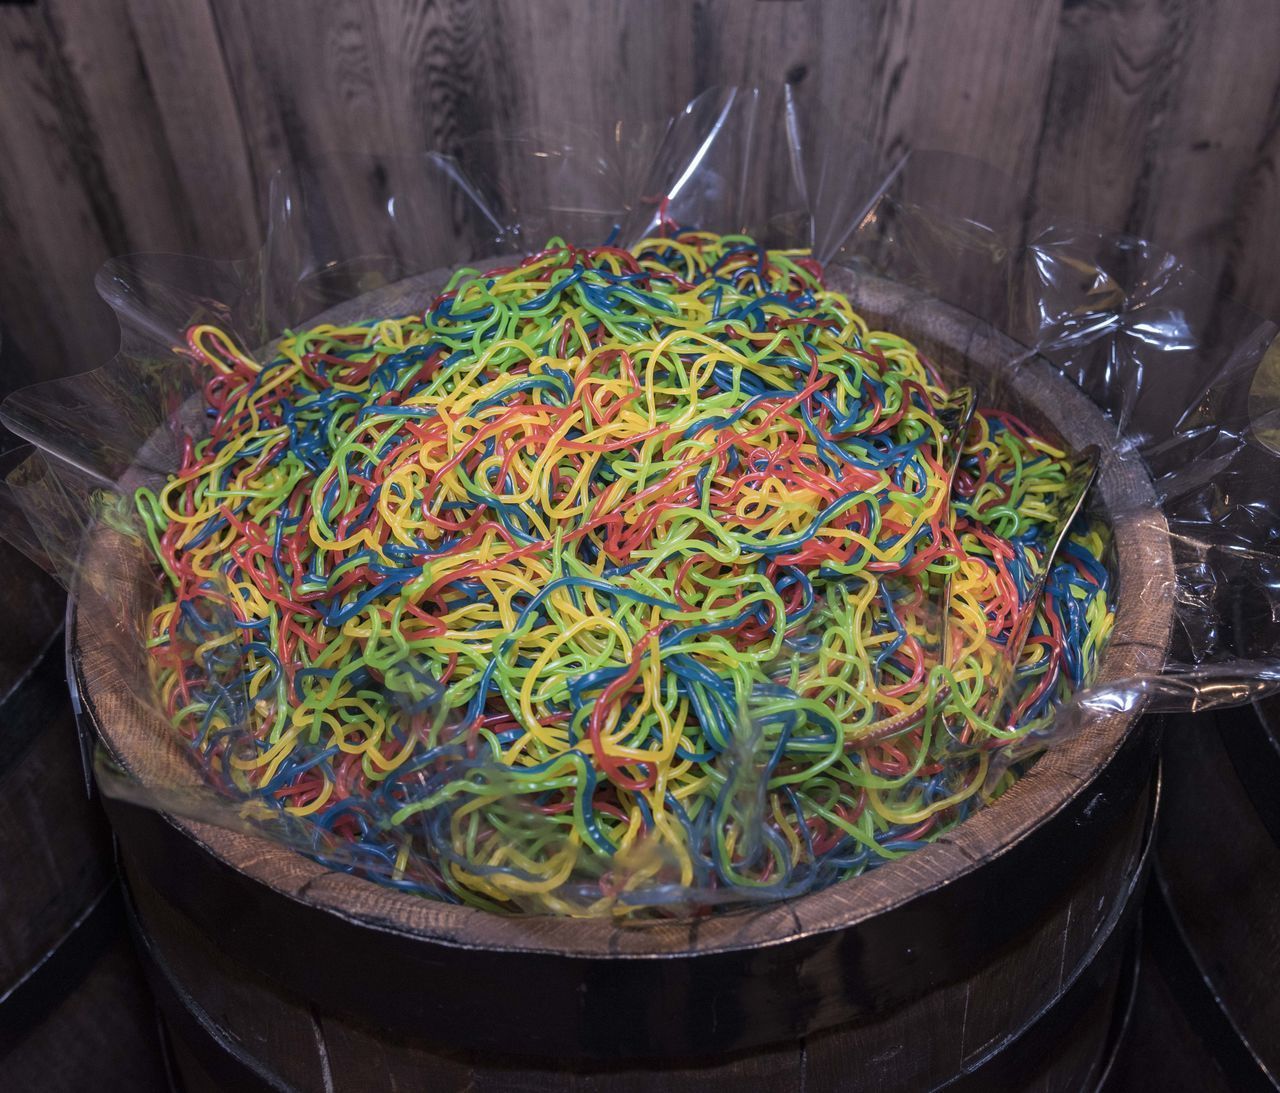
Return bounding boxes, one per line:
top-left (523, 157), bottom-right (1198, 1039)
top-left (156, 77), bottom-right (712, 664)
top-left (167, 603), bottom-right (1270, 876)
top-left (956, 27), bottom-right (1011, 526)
top-left (133, 231), bottom-right (1114, 915)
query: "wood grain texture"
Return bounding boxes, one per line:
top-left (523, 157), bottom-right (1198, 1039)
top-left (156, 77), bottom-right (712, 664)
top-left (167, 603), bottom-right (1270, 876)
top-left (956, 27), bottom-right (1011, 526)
top-left (0, 5), bottom-right (120, 381)
top-left (119, 0), bottom-right (261, 258)
top-left (2, 0), bottom-right (1280, 386)
top-left (1027, 0), bottom-right (1190, 235)
top-left (1023, 0), bottom-right (1280, 333)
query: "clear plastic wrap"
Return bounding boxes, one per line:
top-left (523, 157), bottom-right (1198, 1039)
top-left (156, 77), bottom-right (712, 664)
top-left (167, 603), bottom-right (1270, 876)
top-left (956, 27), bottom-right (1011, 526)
top-left (2, 84), bottom-right (1278, 917)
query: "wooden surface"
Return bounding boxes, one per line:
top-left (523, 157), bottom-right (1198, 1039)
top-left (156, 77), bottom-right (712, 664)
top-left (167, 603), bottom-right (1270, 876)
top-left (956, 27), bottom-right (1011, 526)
top-left (1, 0), bottom-right (1279, 387)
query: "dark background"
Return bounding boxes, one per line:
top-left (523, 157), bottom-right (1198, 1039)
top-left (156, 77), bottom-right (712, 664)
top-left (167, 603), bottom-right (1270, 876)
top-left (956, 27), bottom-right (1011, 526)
top-left (1, 0), bottom-right (1278, 387)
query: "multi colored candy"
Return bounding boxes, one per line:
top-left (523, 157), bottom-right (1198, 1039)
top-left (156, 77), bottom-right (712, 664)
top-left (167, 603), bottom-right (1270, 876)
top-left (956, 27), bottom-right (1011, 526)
top-left (133, 231), bottom-right (1114, 915)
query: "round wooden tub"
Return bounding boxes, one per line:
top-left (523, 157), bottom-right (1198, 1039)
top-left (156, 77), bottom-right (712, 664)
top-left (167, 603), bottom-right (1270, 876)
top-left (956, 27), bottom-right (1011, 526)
top-left (1149, 699), bottom-right (1280, 1089)
top-left (71, 270), bottom-right (1175, 1092)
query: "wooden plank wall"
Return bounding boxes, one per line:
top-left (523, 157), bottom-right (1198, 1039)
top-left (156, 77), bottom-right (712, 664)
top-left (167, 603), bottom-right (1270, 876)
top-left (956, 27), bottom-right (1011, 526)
top-left (0, 0), bottom-right (1277, 385)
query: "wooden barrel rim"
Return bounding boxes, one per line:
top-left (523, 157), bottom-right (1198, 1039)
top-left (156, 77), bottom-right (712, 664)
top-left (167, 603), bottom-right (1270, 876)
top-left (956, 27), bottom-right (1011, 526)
top-left (73, 269), bottom-right (1176, 1056)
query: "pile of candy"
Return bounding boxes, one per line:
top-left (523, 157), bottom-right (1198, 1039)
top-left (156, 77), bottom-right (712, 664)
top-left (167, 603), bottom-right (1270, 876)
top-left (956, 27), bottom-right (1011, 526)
top-left (134, 232), bottom-right (1114, 915)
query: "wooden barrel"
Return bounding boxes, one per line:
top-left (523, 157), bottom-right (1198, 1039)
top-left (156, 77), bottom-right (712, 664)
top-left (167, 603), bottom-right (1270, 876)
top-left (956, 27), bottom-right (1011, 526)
top-left (1151, 700), bottom-right (1280, 1089)
top-left (0, 540), bottom-right (166, 1090)
top-left (125, 777), bottom-right (1157, 1093)
top-left (73, 272), bottom-right (1176, 1092)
